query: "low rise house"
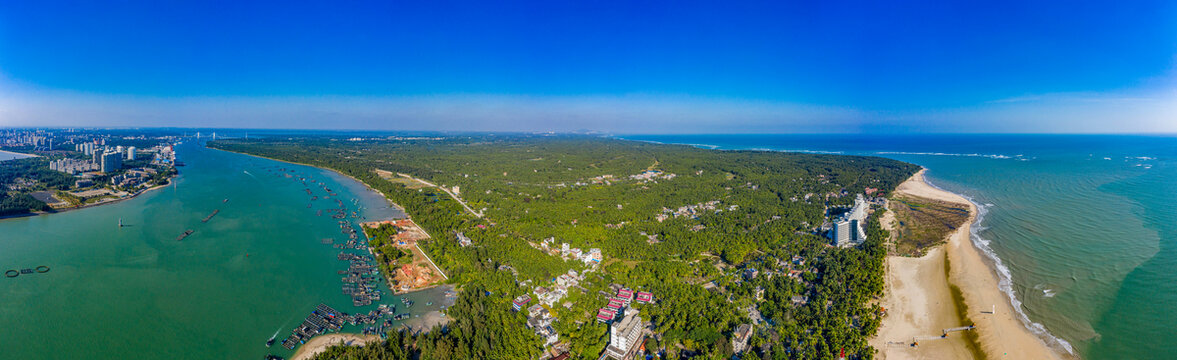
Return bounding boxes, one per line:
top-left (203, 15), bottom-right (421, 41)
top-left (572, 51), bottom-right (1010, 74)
top-left (743, 267), bottom-right (759, 280)
top-left (732, 324), bottom-right (753, 353)
top-left (616, 288), bottom-right (634, 303)
top-left (583, 248), bottom-right (602, 265)
top-left (512, 294), bottom-right (532, 311)
top-left (597, 308), bottom-right (617, 323)
top-left (528, 304), bottom-right (546, 318)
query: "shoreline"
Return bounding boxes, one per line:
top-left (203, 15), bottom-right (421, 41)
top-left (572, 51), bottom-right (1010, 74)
top-left (0, 149), bottom-right (39, 160)
top-left (210, 146), bottom-right (459, 355)
top-left (208, 146), bottom-right (406, 215)
top-left (874, 169), bottom-right (1066, 359)
top-left (290, 333), bottom-right (382, 360)
top-left (0, 180), bottom-right (174, 221)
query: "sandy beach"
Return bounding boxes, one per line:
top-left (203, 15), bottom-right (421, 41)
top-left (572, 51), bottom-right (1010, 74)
top-left (401, 310), bottom-right (451, 333)
top-left (873, 169), bottom-right (1063, 359)
top-left (0, 149), bottom-right (38, 160)
top-left (291, 333), bottom-right (383, 360)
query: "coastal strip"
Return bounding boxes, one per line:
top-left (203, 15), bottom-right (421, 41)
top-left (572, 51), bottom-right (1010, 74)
top-left (0, 149), bottom-right (39, 160)
top-left (0, 181), bottom-right (174, 221)
top-left (874, 169), bottom-right (1064, 359)
top-left (290, 333), bottom-right (382, 360)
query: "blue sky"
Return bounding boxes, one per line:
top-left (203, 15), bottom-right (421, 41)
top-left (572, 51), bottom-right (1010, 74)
top-left (1, 0), bottom-right (1174, 133)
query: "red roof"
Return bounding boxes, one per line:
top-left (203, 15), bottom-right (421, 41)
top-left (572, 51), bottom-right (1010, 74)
top-left (597, 308), bottom-right (616, 320)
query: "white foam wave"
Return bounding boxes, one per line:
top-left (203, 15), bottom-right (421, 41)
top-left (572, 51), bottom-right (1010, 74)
top-left (1043, 288), bottom-right (1057, 298)
top-left (784, 149), bottom-right (844, 154)
top-left (876, 151), bottom-right (1020, 160)
top-left (615, 137), bottom-right (845, 154)
top-left (922, 177), bottom-right (1076, 355)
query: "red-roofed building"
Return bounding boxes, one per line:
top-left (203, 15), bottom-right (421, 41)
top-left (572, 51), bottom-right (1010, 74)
top-left (617, 288), bottom-right (634, 301)
top-left (635, 291), bottom-right (653, 304)
top-left (512, 294), bottom-right (532, 311)
top-left (597, 308), bottom-right (617, 322)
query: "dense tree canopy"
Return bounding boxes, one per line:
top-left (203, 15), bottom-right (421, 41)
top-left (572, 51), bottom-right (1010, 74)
top-left (211, 135), bottom-right (918, 360)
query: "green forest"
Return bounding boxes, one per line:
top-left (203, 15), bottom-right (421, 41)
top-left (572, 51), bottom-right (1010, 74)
top-left (0, 157), bottom-right (70, 216)
top-left (209, 135), bottom-right (919, 360)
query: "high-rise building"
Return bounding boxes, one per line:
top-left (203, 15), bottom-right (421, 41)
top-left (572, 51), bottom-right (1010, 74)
top-left (101, 152), bottom-right (123, 173)
top-left (831, 194), bottom-right (869, 247)
top-left (605, 309), bottom-right (644, 359)
top-left (127, 147), bottom-right (136, 160)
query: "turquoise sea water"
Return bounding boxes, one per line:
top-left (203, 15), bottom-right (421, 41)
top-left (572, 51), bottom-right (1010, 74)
top-left (0, 141), bottom-right (447, 360)
top-left (625, 134), bottom-right (1177, 359)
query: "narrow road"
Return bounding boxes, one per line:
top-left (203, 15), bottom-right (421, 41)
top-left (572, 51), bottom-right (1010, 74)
top-left (398, 173), bottom-right (483, 218)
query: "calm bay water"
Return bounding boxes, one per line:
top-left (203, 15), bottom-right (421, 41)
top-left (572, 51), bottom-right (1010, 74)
top-left (0, 141), bottom-right (450, 360)
top-left (626, 134), bottom-right (1177, 359)
top-left (0, 150), bottom-right (35, 162)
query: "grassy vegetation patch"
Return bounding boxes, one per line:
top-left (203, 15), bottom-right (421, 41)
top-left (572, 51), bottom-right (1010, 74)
top-left (889, 194), bottom-right (969, 256)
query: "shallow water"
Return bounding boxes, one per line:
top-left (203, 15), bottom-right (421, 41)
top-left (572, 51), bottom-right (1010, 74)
top-left (0, 141), bottom-right (450, 360)
top-left (0, 150), bottom-right (35, 162)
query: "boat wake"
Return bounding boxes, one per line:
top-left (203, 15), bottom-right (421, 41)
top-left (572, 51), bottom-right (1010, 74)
top-left (924, 178), bottom-right (1076, 355)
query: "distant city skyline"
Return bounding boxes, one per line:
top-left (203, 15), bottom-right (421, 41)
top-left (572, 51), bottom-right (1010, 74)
top-left (2, 1), bottom-right (1175, 133)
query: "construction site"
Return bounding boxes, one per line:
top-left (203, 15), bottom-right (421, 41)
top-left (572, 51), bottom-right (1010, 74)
top-left (361, 219), bottom-right (448, 294)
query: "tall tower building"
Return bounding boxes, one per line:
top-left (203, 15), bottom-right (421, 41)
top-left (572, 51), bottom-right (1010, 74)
top-left (101, 152), bottom-right (123, 173)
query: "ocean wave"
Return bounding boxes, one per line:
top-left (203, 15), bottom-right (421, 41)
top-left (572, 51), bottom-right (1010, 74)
top-left (764, 149), bottom-right (845, 154)
top-left (616, 138), bottom-right (845, 154)
top-left (922, 177), bottom-right (1076, 355)
top-left (876, 151), bottom-right (1021, 160)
